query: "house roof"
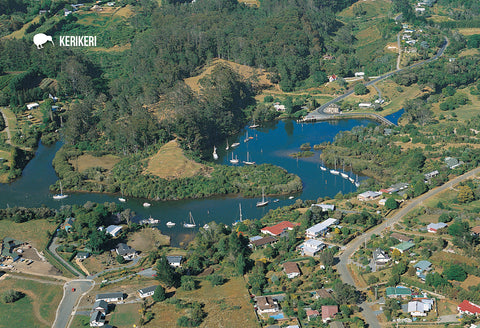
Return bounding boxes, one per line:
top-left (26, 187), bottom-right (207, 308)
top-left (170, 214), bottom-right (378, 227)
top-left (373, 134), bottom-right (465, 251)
top-left (373, 248), bottom-right (390, 261)
top-left (96, 292), bottom-right (124, 301)
top-left (304, 239), bottom-right (325, 248)
top-left (261, 221), bottom-right (300, 236)
top-left (306, 218), bottom-right (338, 235)
top-left (92, 300), bottom-right (108, 310)
top-left (306, 309), bottom-right (320, 316)
top-left (138, 285), bottom-right (157, 295)
top-left (427, 222), bottom-right (448, 230)
top-left (90, 310), bottom-right (104, 323)
top-left (386, 287), bottom-right (412, 297)
top-left (256, 296), bottom-right (278, 310)
top-left (166, 256), bottom-right (183, 264)
top-left (408, 301), bottom-right (430, 313)
top-left (106, 225), bottom-right (122, 235)
top-left (251, 236), bottom-right (278, 247)
top-left (390, 233), bottom-right (412, 242)
top-left (315, 289), bottom-right (333, 299)
top-left (249, 236), bottom-right (263, 242)
top-left (321, 305), bottom-right (338, 320)
top-left (391, 241), bottom-right (415, 252)
top-left (76, 251), bottom-right (89, 258)
top-left (458, 300), bottom-right (480, 314)
top-left (358, 191), bottom-right (382, 199)
top-left (64, 217), bottom-right (75, 226)
top-left (283, 262), bottom-right (300, 275)
top-left (116, 243), bottom-right (136, 256)
top-left (414, 260), bottom-right (432, 271)
top-left (329, 322), bottom-right (345, 328)
top-left (472, 226), bottom-right (480, 234)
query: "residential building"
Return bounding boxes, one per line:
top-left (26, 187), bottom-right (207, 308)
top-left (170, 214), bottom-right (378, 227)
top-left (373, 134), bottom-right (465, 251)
top-left (62, 218), bottom-right (75, 232)
top-left (96, 292), bottom-right (125, 302)
top-left (273, 103), bottom-right (286, 112)
top-left (298, 239), bottom-right (326, 256)
top-left (328, 74), bottom-right (338, 82)
top-left (424, 170), bottom-right (439, 180)
top-left (311, 204), bottom-right (335, 212)
top-left (138, 285), bottom-right (157, 298)
top-left (390, 233), bottom-right (413, 243)
top-left (116, 243), bottom-right (137, 260)
top-left (26, 103), bottom-right (39, 110)
top-left (314, 289), bottom-right (333, 300)
top-left (358, 103), bottom-right (372, 108)
top-left (90, 310), bottom-right (105, 326)
top-left (445, 157), bottom-right (463, 169)
top-left (322, 305), bottom-right (338, 323)
top-left (166, 255), bottom-right (183, 267)
top-left (106, 225), bottom-right (122, 237)
top-left (305, 218), bottom-right (338, 239)
top-left (261, 221), bottom-right (300, 237)
top-left (357, 191), bottom-right (382, 201)
top-left (76, 252), bottom-right (90, 260)
top-left (427, 222), bottom-right (447, 233)
top-left (354, 72), bottom-right (365, 77)
top-left (390, 241), bottom-right (415, 253)
top-left (324, 103), bottom-right (341, 114)
top-left (306, 309), bottom-right (320, 321)
top-left (414, 260), bottom-right (432, 280)
top-left (256, 296), bottom-right (279, 314)
top-left (283, 262), bottom-right (301, 279)
top-left (373, 248), bottom-right (390, 265)
top-left (408, 300), bottom-right (433, 316)
top-left (471, 226), bottom-right (480, 236)
top-left (458, 300), bottom-right (480, 316)
top-left (386, 286), bottom-right (412, 298)
top-left (92, 300), bottom-right (108, 314)
top-left (250, 236), bottom-right (278, 249)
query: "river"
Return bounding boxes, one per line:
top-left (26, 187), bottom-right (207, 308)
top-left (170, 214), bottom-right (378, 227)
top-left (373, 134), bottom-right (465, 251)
top-left (0, 111), bottom-right (402, 246)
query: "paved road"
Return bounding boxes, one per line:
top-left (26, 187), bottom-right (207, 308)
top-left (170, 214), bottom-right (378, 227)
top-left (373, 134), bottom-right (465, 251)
top-left (0, 107), bottom-right (12, 144)
top-left (396, 33), bottom-right (402, 70)
top-left (305, 37), bottom-right (448, 121)
top-left (49, 236), bottom-right (84, 278)
top-left (336, 165), bottom-right (480, 328)
top-left (52, 279), bottom-right (94, 328)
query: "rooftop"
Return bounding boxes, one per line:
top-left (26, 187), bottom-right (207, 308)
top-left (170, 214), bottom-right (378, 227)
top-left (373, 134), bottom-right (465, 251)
top-left (261, 221), bottom-right (300, 236)
top-left (283, 262), bottom-right (300, 275)
top-left (306, 218), bottom-right (338, 235)
top-left (391, 241), bottom-right (415, 252)
top-left (414, 260), bottom-right (432, 271)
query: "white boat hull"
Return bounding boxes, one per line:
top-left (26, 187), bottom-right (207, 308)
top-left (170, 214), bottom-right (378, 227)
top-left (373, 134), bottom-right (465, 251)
top-left (166, 222), bottom-right (176, 227)
top-left (118, 197), bottom-right (126, 202)
top-left (143, 202), bottom-right (151, 207)
top-left (53, 194), bottom-right (68, 200)
top-left (183, 224), bottom-right (196, 228)
top-left (330, 170), bottom-right (340, 175)
top-left (231, 143), bottom-right (240, 148)
top-left (256, 201), bottom-right (269, 207)
top-left (341, 173), bottom-right (349, 179)
top-left (320, 166), bottom-right (327, 171)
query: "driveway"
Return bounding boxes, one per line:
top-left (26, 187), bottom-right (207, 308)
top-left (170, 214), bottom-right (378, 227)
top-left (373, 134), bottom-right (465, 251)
top-left (52, 279), bottom-right (94, 328)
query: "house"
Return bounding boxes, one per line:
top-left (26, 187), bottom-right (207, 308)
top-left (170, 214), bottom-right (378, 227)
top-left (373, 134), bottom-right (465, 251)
top-left (358, 103), bottom-right (372, 108)
top-left (424, 170), bottom-right (439, 180)
top-left (445, 157), bottom-right (463, 169)
top-left (76, 252), bottom-right (90, 260)
top-left (330, 322), bottom-right (345, 328)
top-left (90, 310), bottom-right (105, 326)
top-left (261, 221), bottom-right (300, 237)
top-left (458, 300), bottom-right (480, 316)
top-left (138, 285), bottom-right (157, 298)
top-left (311, 204), bottom-right (335, 212)
top-left (116, 243), bottom-right (137, 260)
top-left (471, 226), bottom-right (480, 236)
top-left (427, 222), bottom-right (447, 233)
top-left (273, 103), bottom-right (286, 112)
top-left (256, 296), bottom-right (279, 314)
top-left (357, 191), bottom-right (382, 201)
top-left (64, 9), bottom-right (72, 16)
top-left (323, 55), bottom-right (335, 60)
top-left (414, 260), bottom-right (432, 280)
top-left (314, 288), bottom-right (333, 300)
top-left (26, 103), bottom-right (39, 110)
top-left (328, 74), bottom-right (338, 82)
top-left (354, 72), bottom-right (365, 77)
top-left (299, 239), bottom-right (326, 256)
top-left (283, 262), bottom-right (301, 279)
top-left (250, 236), bottom-right (278, 249)
top-left (92, 300), bottom-right (108, 314)
top-left (386, 286), bottom-right (412, 298)
top-left (415, 7), bottom-right (426, 12)
top-left (406, 40), bottom-right (417, 45)
top-left (166, 255), bottom-right (183, 267)
top-left (390, 233), bottom-right (413, 243)
top-left (408, 300), bottom-right (433, 316)
top-left (1, 238), bottom-right (24, 261)
top-left (322, 305), bottom-right (338, 323)
top-left (305, 218), bottom-right (338, 239)
top-left (378, 199), bottom-right (386, 206)
top-left (380, 188), bottom-right (395, 194)
top-left (390, 182), bottom-right (409, 192)
top-left (106, 225), bottom-right (122, 237)
top-left (306, 309), bottom-right (320, 321)
top-left (96, 292), bottom-right (125, 302)
top-left (391, 241), bottom-right (415, 253)
top-left (62, 217), bottom-right (75, 232)
top-left (324, 103), bottom-right (341, 114)
top-left (373, 248), bottom-right (390, 265)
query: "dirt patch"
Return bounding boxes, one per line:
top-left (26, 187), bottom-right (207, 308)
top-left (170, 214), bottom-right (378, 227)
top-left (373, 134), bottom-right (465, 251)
top-left (114, 5), bottom-right (134, 17)
top-left (184, 58), bottom-right (273, 94)
top-left (145, 139), bottom-right (207, 179)
top-left (69, 153), bottom-right (120, 172)
top-left (460, 275), bottom-right (480, 289)
top-left (386, 42), bottom-right (399, 52)
top-left (197, 267), bottom-right (214, 277)
top-left (128, 228), bottom-right (170, 252)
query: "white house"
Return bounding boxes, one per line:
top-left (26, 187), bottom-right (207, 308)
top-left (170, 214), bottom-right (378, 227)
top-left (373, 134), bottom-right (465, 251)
top-left (166, 255), bottom-right (183, 267)
top-left (95, 292), bottom-right (125, 302)
top-left (26, 103), bottom-right (39, 110)
top-left (138, 285), bottom-right (157, 298)
top-left (357, 191), bottom-right (382, 201)
top-left (373, 248), bottom-right (390, 265)
top-left (299, 239), bottom-right (326, 256)
top-left (311, 204), bottom-right (335, 212)
top-left (305, 218), bottom-right (338, 239)
top-left (116, 243), bottom-right (137, 260)
top-left (358, 103), bottom-right (372, 108)
top-left (427, 222), bottom-right (447, 233)
top-left (354, 72), bottom-right (365, 77)
top-left (408, 300), bottom-right (433, 316)
top-left (105, 225), bottom-right (122, 237)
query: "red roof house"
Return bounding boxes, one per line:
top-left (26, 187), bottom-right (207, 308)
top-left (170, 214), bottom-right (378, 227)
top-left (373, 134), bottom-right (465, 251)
top-left (306, 309), bottom-right (320, 321)
top-left (322, 305), bottom-right (339, 323)
top-left (260, 221), bottom-right (300, 237)
top-left (458, 300), bottom-right (480, 316)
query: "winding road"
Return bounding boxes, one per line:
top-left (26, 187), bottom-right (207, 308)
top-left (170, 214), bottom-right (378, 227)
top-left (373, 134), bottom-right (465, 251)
top-left (336, 165), bottom-right (480, 327)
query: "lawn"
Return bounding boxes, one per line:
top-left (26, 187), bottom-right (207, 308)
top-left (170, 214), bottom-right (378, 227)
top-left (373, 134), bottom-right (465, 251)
top-left (109, 303), bottom-right (140, 327)
top-left (338, 0), bottom-right (391, 20)
top-left (0, 277), bottom-right (63, 327)
top-left (460, 275), bottom-right (480, 290)
top-left (145, 139), bottom-right (207, 179)
top-left (456, 28), bottom-right (480, 36)
top-left (68, 153), bottom-right (120, 173)
top-left (146, 276), bottom-right (259, 328)
top-left (378, 80), bottom-right (424, 114)
top-left (0, 219), bottom-right (56, 249)
top-left (3, 16), bottom-right (40, 39)
top-left (128, 228), bottom-right (171, 253)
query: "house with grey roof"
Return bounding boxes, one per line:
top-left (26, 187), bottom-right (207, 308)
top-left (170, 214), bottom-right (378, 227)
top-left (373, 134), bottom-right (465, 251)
top-left (76, 252), bottom-right (90, 260)
top-left (390, 241), bottom-right (415, 253)
top-left (116, 243), bottom-right (137, 260)
top-left (373, 248), bottom-right (390, 265)
top-left (106, 225), bottom-right (122, 237)
top-left (96, 292), bottom-right (125, 302)
top-left (427, 222), bottom-right (447, 233)
top-left (92, 300), bottom-right (108, 314)
top-left (166, 255), bottom-right (183, 267)
top-left (414, 260), bottom-right (432, 280)
top-left (138, 285), bottom-right (158, 298)
top-left (90, 310), bottom-right (105, 326)
top-left (445, 157), bottom-right (463, 169)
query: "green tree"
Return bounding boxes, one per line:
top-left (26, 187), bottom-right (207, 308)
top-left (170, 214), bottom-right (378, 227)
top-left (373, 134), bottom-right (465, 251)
top-left (181, 276), bottom-right (196, 291)
top-left (385, 197), bottom-right (398, 210)
top-left (413, 180), bottom-right (427, 197)
top-left (155, 256), bottom-right (178, 288)
top-left (1, 290), bottom-right (24, 303)
top-left (152, 285), bottom-right (166, 302)
top-left (444, 264), bottom-right (467, 281)
top-left (116, 255), bottom-right (126, 264)
top-left (457, 185), bottom-right (474, 203)
top-left (354, 83), bottom-right (368, 95)
top-left (87, 230), bottom-right (108, 253)
top-left (208, 274), bottom-right (224, 287)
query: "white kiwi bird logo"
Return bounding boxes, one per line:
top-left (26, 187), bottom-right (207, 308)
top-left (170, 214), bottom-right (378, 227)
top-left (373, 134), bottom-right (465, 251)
top-left (33, 33), bottom-right (54, 49)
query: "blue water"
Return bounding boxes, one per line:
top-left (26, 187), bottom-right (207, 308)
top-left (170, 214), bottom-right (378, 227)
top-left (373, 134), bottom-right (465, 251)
top-left (0, 117), bottom-right (385, 245)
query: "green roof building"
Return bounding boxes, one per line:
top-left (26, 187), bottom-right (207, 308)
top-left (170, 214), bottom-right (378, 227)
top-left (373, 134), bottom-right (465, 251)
top-left (391, 241), bottom-right (415, 253)
top-left (386, 286), bottom-right (412, 298)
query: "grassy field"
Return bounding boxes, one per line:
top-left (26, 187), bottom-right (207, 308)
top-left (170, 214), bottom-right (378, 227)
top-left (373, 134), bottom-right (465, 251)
top-left (0, 219), bottom-right (56, 249)
top-left (109, 303), bottom-right (140, 327)
top-left (68, 153), bottom-right (120, 173)
top-left (460, 275), bottom-right (480, 289)
top-left (429, 251), bottom-right (478, 267)
top-left (456, 28), bottom-right (480, 36)
top-left (128, 228), bottom-right (171, 252)
top-left (145, 139), bottom-right (207, 179)
top-left (2, 16), bottom-right (40, 40)
top-left (378, 80), bottom-right (424, 114)
top-left (338, 0), bottom-right (391, 20)
top-left (145, 276), bottom-right (259, 328)
top-left (0, 277), bottom-right (63, 327)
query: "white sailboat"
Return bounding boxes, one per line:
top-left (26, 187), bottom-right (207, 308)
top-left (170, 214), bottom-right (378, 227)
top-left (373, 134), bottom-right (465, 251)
top-left (143, 202), bottom-right (151, 207)
top-left (340, 162), bottom-right (349, 179)
top-left (244, 131), bottom-right (250, 143)
top-left (349, 177), bottom-right (355, 183)
top-left (53, 181), bottom-right (68, 200)
top-left (231, 142), bottom-right (240, 148)
top-left (184, 212), bottom-right (196, 228)
top-left (233, 203), bottom-right (244, 226)
top-left (330, 159), bottom-right (339, 175)
top-left (249, 119), bottom-right (259, 129)
top-left (256, 187), bottom-right (269, 207)
top-left (118, 185), bottom-right (126, 202)
top-left (243, 152), bottom-right (255, 165)
top-left (166, 221), bottom-right (176, 227)
top-left (230, 153), bottom-right (239, 164)
top-left (213, 146), bottom-right (218, 160)
top-left (225, 139), bottom-right (229, 150)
